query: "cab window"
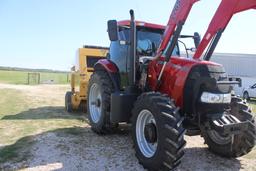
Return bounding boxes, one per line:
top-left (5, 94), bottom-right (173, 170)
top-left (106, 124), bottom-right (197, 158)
top-left (162, 40), bottom-right (180, 57)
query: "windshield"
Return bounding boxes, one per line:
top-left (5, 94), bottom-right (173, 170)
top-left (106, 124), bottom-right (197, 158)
top-left (162, 39), bottom-right (180, 57)
top-left (138, 30), bottom-right (162, 48)
top-left (138, 28), bottom-right (180, 57)
top-left (119, 27), bottom-right (180, 56)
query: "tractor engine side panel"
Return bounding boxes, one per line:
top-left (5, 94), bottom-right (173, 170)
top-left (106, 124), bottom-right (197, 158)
top-left (148, 57), bottom-right (196, 107)
top-left (148, 57), bottom-right (225, 109)
top-left (160, 58), bottom-right (195, 107)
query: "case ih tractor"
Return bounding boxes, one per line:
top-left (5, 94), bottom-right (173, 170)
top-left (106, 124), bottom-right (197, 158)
top-left (87, 0), bottom-right (256, 170)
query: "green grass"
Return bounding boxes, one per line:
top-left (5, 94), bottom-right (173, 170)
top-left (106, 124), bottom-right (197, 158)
top-left (0, 87), bottom-right (86, 166)
top-left (40, 72), bottom-right (69, 84)
top-left (248, 100), bottom-right (256, 114)
top-left (0, 70), bottom-right (28, 84)
top-left (0, 70), bottom-right (69, 84)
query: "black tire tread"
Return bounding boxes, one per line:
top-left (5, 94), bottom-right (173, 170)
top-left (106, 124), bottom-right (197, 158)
top-left (131, 92), bottom-right (186, 171)
top-left (87, 70), bottom-right (117, 134)
top-left (202, 96), bottom-right (256, 157)
top-left (78, 100), bottom-right (87, 113)
top-left (65, 91), bottom-right (73, 113)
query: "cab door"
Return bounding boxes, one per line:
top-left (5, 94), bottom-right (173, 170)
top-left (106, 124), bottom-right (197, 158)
top-left (109, 29), bottom-right (130, 90)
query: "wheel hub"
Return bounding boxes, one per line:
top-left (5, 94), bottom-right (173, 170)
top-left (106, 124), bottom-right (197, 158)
top-left (144, 123), bottom-right (157, 143)
top-left (91, 98), bottom-right (101, 107)
top-left (96, 99), bottom-right (101, 107)
top-left (136, 109), bottom-right (157, 158)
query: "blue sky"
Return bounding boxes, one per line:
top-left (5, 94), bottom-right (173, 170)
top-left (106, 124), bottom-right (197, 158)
top-left (0, 0), bottom-right (255, 71)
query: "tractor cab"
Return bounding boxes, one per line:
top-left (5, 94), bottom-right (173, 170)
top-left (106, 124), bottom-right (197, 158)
top-left (107, 20), bottom-right (180, 90)
top-left (116, 20), bottom-right (177, 57)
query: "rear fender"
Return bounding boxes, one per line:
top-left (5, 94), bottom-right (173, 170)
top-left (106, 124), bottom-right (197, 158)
top-left (94, 59), bottom-right (120, 91)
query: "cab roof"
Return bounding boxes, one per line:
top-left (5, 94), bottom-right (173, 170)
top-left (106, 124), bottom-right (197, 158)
top-left (117, 20), bottom-right (165, 30)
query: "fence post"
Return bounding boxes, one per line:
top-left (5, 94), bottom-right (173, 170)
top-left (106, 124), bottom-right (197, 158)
top-left (38, 73), bottom-right (40, 84)
top-left (28, 73), bottom-right (30, 85)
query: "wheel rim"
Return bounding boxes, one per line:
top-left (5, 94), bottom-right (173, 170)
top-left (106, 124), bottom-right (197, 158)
top-left (89, 83), bottom-right (102, 123)
top-left (136, 109), bottom-right (157, 158)
top-left (208, 130), bottom-right (231, 145)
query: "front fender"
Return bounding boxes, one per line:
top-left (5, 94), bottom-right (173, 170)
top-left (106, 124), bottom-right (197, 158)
top-left (94, 59), bottom-right (119, 73)
top-left (94, 59), bottom-right (120, 91)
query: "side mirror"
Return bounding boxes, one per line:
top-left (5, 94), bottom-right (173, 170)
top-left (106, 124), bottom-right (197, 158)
top-left (193, 32), bottom-right (201, 48)
top-left (107, 20), bottom-right (118, 41)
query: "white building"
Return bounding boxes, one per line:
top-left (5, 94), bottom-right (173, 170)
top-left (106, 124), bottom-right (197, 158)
top-left (211, 53), bottom-right (256, 96)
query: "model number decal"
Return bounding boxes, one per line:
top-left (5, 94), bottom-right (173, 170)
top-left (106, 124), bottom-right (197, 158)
top-left (171, 0), bottom-right (181, 20)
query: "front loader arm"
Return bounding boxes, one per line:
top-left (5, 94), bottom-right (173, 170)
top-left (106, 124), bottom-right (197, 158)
top-left (151, 0), bottom-right (198, 87)
top-left (193, 0), bottom-right (256, 60)
top-left (157, 0), bottom-right (199, 56)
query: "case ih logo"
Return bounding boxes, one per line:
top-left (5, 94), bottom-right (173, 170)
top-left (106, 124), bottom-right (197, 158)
top-left (171, 0), bottom-right (181, 20)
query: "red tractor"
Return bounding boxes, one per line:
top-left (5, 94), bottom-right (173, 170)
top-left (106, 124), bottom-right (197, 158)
top-left (87, 0), bottom-right (256, 170)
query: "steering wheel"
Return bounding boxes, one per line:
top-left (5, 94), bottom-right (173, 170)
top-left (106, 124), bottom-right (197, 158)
top-left (137, 39), bottom-right (153, 55)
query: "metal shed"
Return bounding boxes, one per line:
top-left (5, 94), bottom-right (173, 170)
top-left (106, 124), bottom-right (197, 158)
top-left (211, 53), bottom-right (256, 77)
top-left (211, 53), bottom-right (256, 96)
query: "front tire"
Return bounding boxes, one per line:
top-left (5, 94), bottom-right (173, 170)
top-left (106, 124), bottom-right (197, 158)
top-left (132, 92), bottom-right (186, 171)
top-left (87, 70), bottom-right (117, 134)
top-left (202, 96), bottom-right (256, 157)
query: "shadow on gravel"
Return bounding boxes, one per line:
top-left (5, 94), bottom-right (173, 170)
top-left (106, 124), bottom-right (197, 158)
top-left (179, 147), bottom-right (241, 171)
top-left (0, 125), bottom-right (243, 171)
top-left (1, 106), bottom-right (85, 120)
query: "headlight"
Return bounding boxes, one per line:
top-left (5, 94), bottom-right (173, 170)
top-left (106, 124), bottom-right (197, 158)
top-left (200, 92), bottom-right (231, 104)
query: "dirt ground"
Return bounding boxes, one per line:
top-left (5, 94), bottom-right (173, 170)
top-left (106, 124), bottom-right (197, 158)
top-left (0, 83), bottom-right (255, 171)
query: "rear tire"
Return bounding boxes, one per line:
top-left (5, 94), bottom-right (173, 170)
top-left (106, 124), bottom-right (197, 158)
top-left (202, 96), bottom-right (256, 157)
top-left (132, 92), bottom-right (186, 171)
top-left (65, 91), bottom-right (73, 112)
top-left (78, 100), bottom-right (87, 113)
top-left (87, 70), bottom-right (117, 134)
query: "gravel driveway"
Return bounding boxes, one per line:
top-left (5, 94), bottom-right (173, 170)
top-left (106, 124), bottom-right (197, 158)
top-left (0, 84), bottom-right (255, 171)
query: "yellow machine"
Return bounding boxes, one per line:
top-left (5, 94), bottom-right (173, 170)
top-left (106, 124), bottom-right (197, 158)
top-left (65, 45), bottom-right (108, 112)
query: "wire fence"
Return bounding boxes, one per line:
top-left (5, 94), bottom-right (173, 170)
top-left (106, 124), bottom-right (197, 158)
top-left (0, 70), bottom-right (70, 85)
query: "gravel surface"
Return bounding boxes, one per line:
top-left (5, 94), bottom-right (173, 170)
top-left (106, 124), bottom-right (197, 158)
top-left (24, 132), bottom-right (251, 171)
top-left (0, 84), bottom-right (255, 171)
top-left (27, 127), bottom-right (144, 171)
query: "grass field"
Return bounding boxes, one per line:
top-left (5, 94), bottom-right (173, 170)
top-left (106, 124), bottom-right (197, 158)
top-left (249, 100), bottom-right (256, 113)
top-left (0, 85), bottom-right (85, 166)
top-left (0, 70), bottom-right (69, 84)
